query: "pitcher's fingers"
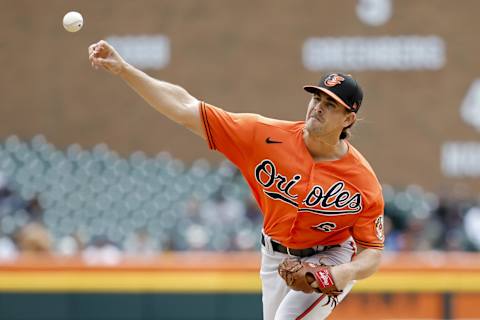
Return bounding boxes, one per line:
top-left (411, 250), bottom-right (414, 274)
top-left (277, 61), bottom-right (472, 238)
top-left (98, 40), bottom-right (115, 55)
top-left (96, 57), bottom-right (117, 65)
top-left (97, 40), bottom-right (110, 49)
top-left (88, 43), bottom-right (99, 55)
top-left (95, 57), bottom-right (107, 64)
top-left (89, 55), bottom-right (99, 67)
top-left (90, 57), bottom-right (99, 68)
top-left (89, 48), bottom-right (100, 59)
top-left (91, 57), bottom-right (103, 67)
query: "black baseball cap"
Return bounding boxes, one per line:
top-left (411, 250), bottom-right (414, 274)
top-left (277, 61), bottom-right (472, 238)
top-left (304, 73), bottom-right (363, 113)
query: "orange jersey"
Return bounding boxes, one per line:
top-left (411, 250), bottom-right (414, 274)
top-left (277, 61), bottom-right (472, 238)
top-left (200, 102), bottom-right (384, 250)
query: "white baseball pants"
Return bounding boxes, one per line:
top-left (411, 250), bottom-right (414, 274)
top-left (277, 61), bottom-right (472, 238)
top-left (260, 236), bottom-right (356, 320)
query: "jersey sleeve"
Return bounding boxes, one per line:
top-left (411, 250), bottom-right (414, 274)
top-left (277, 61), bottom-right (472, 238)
top-left (352, 193), bottom-right (385, 250)
top-left (200, 102), bottom-right (258, 168)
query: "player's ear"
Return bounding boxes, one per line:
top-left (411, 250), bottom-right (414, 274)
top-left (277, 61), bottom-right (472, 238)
top-left (344, 112), bottom-right (356, 127)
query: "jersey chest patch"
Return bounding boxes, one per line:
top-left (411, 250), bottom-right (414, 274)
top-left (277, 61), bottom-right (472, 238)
top-left (254, 159), bottom-right (363, 216)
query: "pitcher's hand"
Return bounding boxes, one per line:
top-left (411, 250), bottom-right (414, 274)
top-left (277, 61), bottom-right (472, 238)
top-left (88, 40), bottom-right (126, 75)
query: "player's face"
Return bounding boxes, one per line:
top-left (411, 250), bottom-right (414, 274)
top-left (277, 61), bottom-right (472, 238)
top-left (305, 92), bottom-right (354, 137)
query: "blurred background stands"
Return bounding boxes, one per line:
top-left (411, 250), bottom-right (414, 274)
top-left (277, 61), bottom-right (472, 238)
top-left (0, 134), bottom-right (479, 263)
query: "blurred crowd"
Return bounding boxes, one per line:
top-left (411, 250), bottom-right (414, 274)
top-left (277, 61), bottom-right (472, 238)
top-left (0, 172), bottom-right (263, 263)
top-left (382, 184), bottom-right (480, 252)
top-left (1, 135), bottom-right (480, 264)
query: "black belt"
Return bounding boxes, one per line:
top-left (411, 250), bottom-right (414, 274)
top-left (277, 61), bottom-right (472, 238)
top-left (261, 234), bottom-right (318, 257)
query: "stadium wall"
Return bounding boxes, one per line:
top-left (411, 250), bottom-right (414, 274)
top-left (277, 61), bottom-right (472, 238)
top-left (0, 252), bottom-right (479, 319)
top-left (2, 0), bottom-right (480, 191)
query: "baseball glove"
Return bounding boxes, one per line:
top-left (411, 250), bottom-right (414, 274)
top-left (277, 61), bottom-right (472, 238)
top-left (278, 258), bottom-right (343, 296)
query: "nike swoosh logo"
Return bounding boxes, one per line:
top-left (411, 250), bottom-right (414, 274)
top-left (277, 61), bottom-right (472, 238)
top-left (265, 137), bottom-right (282, 144)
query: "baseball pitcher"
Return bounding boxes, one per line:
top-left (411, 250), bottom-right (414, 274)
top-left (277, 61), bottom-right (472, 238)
top-left (89, 40), bottom-right (384, 320)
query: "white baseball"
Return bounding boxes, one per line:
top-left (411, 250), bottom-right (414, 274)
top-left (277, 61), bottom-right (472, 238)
top-left (63, 11), bottom-right (84, 33)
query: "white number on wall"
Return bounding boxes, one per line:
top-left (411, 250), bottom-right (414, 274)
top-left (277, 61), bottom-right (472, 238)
top-left (460, 80), bottom-right (480, 131)
top-left (356, 0), bottom-right (392, 26)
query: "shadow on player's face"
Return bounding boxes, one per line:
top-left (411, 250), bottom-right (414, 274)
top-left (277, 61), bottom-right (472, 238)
top-left (304, 92), bottom-right (355, 137)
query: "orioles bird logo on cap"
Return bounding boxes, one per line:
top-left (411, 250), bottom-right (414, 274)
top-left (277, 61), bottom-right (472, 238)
top-left (324, 74), bottom-right (345, 87)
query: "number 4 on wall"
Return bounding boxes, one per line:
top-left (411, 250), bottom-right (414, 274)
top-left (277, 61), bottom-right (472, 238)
top-left (460, 80), bottom-right (480, 131)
